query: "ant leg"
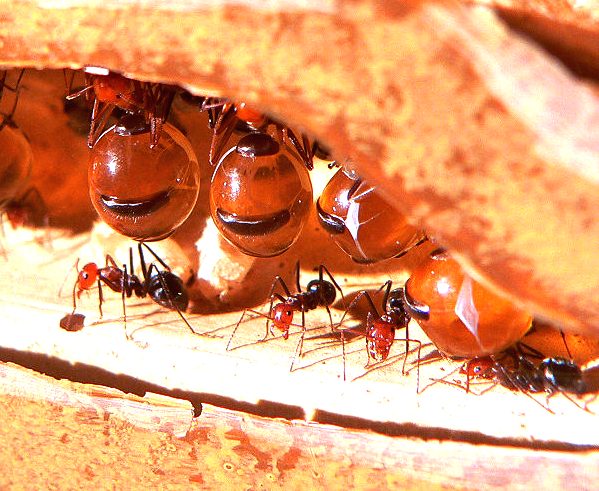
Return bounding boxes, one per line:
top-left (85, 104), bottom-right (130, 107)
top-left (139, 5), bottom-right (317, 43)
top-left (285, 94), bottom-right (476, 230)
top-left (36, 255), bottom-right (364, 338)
top-left (285, 127), bottom-right (313, 170)
top-left (227, 308), bottom-right (264, 351)
top-left (294, 261), bottom-right (301, 293)
top-left (393, 235), bottom-right (429, 260)
top-left (318, 264), bottom-right (346, 308)
top-left (147, 262), bottom-right (199, 336)
top-left (290, 311), bottom-right (307, 373)
top-left (97, 278), bottom-right (104, 318)
top-left (139, 242), bottom-right (171, 272)
top-left (121, 263), bottom-right (129, 339)
top-left (88, 100), bottom-right (115, 148)
top-left (559, 330), bottom-right (573, 359)
top-left (209, 103), bottom-right (237, 166)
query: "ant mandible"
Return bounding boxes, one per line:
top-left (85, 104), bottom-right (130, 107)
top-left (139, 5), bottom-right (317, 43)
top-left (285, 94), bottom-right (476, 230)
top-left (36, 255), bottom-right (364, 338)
top-left (227, 263), bottom-right (345, 370)
top-left (73, 242), bottom-right (196, 339)
top-left (65, 67), bottom-right (177, 148)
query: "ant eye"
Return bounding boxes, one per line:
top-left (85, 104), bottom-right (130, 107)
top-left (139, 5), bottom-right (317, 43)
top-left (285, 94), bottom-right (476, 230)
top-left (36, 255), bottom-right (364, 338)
top-left (317, 168), bottom-right (425, 264)
top-left (89, 116), bottom-right (200, 241)
top-left (209, 131), bottom-right (312, 257)
top-left (81, 272), bottom-right (88, 280)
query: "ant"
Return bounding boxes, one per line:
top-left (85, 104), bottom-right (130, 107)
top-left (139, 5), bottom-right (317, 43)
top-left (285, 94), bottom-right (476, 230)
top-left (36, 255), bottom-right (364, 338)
top-left (428, 343), bottom-right (591, 413)
top-left (201, 98), bottom-right (314, 170)
top-left (72, 242), bottom-right (197, 339)
top-left (335, 281), bottom-right (422, 381)
top-left (0, 70), bottom-right (49, 244)
top-left (227, 263), bottom-right (344, 371)
top-left (65, 67), bottom-right (177, 148)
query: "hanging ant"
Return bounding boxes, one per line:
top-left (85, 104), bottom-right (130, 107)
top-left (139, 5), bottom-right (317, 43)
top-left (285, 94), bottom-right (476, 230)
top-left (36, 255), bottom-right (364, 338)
top-left (72, 242), bottom-right (197, 339)
top-left (334, 280), bottom-right (422, 381)
top-left (65, 67), bottom-right (177, 148)
top-left (0, 70), bottom-right (49, 246)
top-left (201, 98), bottom-right (314, 169)
top-left (227, 263), bottom-right (344, 371)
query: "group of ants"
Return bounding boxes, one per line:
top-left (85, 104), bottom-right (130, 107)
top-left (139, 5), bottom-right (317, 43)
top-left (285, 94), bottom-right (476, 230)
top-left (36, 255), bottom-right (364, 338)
top-left (0, 67), bottom-right (596, 415)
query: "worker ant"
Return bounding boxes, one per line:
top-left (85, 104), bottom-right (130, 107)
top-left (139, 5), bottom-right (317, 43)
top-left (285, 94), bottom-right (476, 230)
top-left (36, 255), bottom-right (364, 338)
top-left (227, 263), bottom-right (345, 371)
top-left (71, 242), bottom-right (197, 339)
top-left (333, 281), bottom-right (422, 381)
top-left (426, 343), bottom-right (591, 413)
top-left (65, 67), bottom-right (178, 148)
top-left (317, 167), bottom-right (427, 263)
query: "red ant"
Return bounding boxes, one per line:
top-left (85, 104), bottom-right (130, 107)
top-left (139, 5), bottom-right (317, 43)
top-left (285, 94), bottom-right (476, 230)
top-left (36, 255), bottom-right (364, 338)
top-left (65, 67), bottom-right (177, 148)
top-left (425, 343), bottom-right (592, 413)
top-left (201, 97), bottom-right (314, 169)
top-left (334, 281), bottom-right (422, 381)
top-left (227, 263), bottom-right (344, 370)
top-left (72, 242), bottom-right (197, 339)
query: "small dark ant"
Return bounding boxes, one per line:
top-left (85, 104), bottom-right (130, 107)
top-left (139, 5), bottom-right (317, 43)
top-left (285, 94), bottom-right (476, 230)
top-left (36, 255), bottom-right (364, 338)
top-left (227, 263), bottom-right (344, 371)
top-left (336, 281), bottom-right (422, 381)
top-left (65, 67), bottom-right (177, 148)
top-left (429, 343), bottom-right (591, 413)
top-left (72, 242), bottom-right (197, 339)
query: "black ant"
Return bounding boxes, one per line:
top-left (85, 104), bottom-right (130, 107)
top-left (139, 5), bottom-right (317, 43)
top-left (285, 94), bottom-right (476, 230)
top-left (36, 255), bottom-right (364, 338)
top-left (335, 281), bottom-right (422, 381)
top-left (427, 343), bottom-right (592, 413)
top-left (72, 242), bottom-right (197, 339)
top-left (65, 67), bottom-right (177, 148)
top-left (227, 263), bottom-right (344, 371)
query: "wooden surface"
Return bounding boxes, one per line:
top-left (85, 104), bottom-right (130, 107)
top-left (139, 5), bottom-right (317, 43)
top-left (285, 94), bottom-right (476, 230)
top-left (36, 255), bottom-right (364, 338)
top-left (0, 1), bottom-right (598, 488)
top-left (0, 0), bottom-right (597, 337)
top-left (2, 362), bottom-right (599, 490)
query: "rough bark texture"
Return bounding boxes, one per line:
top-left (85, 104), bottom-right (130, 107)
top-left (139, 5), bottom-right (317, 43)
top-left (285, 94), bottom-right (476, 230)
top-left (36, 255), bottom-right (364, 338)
top-left (0, 0), bottom-right (597, 335)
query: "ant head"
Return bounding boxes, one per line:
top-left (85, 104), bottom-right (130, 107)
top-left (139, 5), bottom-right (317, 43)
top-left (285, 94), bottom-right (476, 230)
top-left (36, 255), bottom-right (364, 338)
top-left (92, 72), bottom-right (135, 106)
top-left (460, 357), bottom-right (494, 378)
top-left (271, 303), bottom-right (294, 337)
top-left (78, 263), bottom-right (99, 291)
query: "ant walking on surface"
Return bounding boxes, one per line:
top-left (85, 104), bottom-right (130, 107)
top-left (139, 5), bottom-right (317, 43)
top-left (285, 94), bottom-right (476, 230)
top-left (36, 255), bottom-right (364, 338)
top-left (69, 242), bottom-right (198, 339)
top-left (333, 280), bottom-right (422, 382)
top-left (227, 262), bottom-right (345, 372)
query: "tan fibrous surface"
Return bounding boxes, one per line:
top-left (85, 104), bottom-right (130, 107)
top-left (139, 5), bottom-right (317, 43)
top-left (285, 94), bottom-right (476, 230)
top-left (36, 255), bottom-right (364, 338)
top-left (2, 362), bottom-right (599, 490)
top-left (0, 0), bottom-right (597, 336)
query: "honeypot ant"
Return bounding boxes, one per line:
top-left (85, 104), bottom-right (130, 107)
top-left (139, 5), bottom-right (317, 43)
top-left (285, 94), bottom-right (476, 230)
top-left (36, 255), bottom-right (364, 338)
top-left (72, 242), bottom-right (197, 339)
top-left (0, 70), bottom-right (49, 241)
top-left (227, 263), bottom-right (344, 371)
top-left (65, 67), bottom-right (177, 148)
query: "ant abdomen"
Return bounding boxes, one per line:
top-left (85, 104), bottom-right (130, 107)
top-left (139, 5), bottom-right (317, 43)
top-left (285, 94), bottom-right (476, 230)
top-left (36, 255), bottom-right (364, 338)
top-left (89, 115), bottom-right (200, 241)
top-left (148, 271), bottom-right (189, 312)
top-left (209, 131), bottom-right (312, 257)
